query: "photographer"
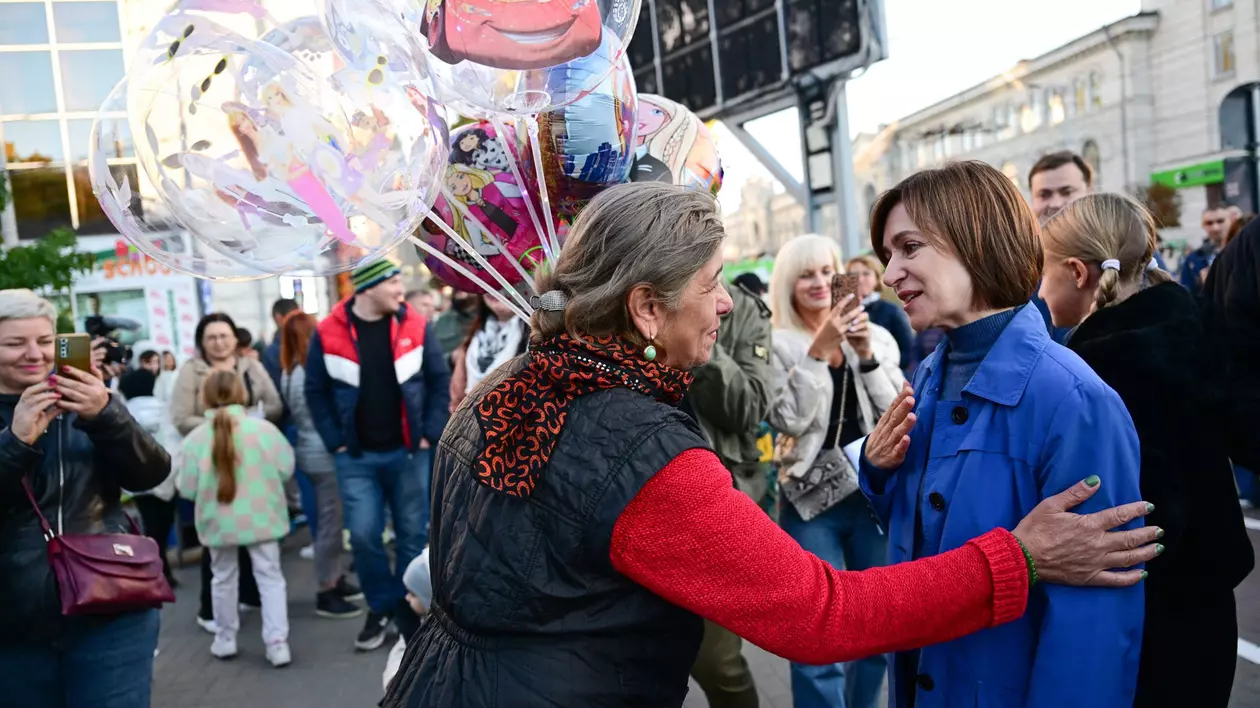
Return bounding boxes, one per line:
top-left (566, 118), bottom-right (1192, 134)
top-left (0, 290), bottom-right (171, 706)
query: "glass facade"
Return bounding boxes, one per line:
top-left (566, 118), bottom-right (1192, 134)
top-left (0, 0), bottom-right (130, 241)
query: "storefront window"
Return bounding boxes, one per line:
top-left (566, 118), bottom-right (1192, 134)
top-left (52, 3), bottom-right (121, 43)
top-left (3, 119), bottom-right (64, 163)
top-left (0, 3), bottom-right (49, 45)
top-left (58, 49), bottom-right (124, 112)
top-left (11, 167), bottom-right (73, 239)
top-left (0, 52), bottom-right (57, 115)
top-left (76, 290), bottom-right (151, 344)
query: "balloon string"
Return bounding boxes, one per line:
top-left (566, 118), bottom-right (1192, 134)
top-left (407, 233), bottom-right (531, 323)
top-left (490, 115), bottom-right (554, 266)
top-left (440, 186), bottom-right (537, 292)
top-left (523, 114), bottom-right (562, 259)
top-left (417, 204), bottom-right (533, 314)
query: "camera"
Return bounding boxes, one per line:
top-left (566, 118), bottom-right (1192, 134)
top-left (84, 315), bottom-right (140, 366)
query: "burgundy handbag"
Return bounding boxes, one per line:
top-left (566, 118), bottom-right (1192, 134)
top-left (20, 431), bottom-right (174, 616)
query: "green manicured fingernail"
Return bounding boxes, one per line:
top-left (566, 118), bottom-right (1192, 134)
top-left (1084, 475), bottom-right (1100, 487)
top-left (1155, 527), bottom-right (1164, 539)
top-left (1141, 570), bottom-right (1148, 580)
top-left (1146, 503), bottom-right (1155, 513)
top-left (1155, 544), bottom-right (1165, 555)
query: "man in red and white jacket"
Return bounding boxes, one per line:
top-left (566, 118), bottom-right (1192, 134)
top-left (305, 258), bottom-right (450, 652)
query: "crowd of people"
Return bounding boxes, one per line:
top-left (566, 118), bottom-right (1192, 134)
top-left (0, 146), bottom-right (1256, 708)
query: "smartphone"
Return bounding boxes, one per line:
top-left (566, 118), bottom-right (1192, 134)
top-left (54, 333), bottom-right (92, 374)
top-left (831, 274), bottom-right (862, 313)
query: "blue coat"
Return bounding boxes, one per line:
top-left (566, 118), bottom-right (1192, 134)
top-left (860, 304), bottom-right (1144, 708)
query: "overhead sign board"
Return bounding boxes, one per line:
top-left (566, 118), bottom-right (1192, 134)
top-left (628, 0), bottom-right (887, 120)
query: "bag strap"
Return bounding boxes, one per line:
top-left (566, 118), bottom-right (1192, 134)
top-left (19, 476), bottom-right (56, 540)
top-left (822, 364), bottom-right (851, 450)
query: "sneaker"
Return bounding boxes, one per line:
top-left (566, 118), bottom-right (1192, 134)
top-left (196, 616), bottom-right (219, 634)
top-left (317, 590), bottom-right (366, 619)
top-left (334, 576), bottom-right (364, 602)
top-left (210, 636), bottom-right (237, 659)
top-left (355, 611), bottom-right (393, 652)
top-left (265, 641), bottom-right (292, 667)
top-left (299, 544), bottom-right (315, 560)
top-left (239, 603), bottom-right (259, 613)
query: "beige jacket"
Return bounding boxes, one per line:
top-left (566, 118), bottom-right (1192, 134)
top-left (768, 325), bottom-right (904, 481)
top-left (169, 356), bottom-right (283, 437)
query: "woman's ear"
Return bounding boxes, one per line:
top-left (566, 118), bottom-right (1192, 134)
top-left (1066, 257), bottom-right (1094, 290)
top-left (626, 284), bottom-right (664, 340)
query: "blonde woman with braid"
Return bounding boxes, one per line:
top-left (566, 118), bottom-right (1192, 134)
top-left (1040, 193), bottom-right (1254, 708)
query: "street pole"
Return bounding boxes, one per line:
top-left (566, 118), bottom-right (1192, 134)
top-left (830, 82), bottom-right (862, 259)
top-left (1102, 26), bottom-right (1131, 190)
top-left (1250, 83), bottom-right (1260, 211)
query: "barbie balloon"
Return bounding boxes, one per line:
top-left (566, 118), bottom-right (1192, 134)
top-left (126, 10), bottom-right (449, 277)
top-left (418, 121), bottom-right (555, 292)
top-left (629, 94), bottom-right (723, 196)
top-left (528, 40), bottom-right (636, 220)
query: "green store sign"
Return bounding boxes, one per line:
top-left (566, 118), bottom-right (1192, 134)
top-left (1150, 160), bottom-right (1225, 188)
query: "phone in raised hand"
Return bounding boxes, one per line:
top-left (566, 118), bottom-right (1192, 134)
top-left (831, 274), bottom-right (862, 313)
top-left (54, 333), bottom-right (92, 374)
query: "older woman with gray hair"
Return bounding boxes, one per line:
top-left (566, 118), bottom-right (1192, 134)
top-left (382, 183), bottom-right (1162, 708)
top-left (0, 289), bottom-right (171, 706)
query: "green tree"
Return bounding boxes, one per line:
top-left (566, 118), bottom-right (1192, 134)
top-left (0, 227), bottom-right (96, 332)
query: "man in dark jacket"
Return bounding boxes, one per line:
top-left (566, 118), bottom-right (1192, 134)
top-left (305, 259), bottom-right (451, 652)
top-left (680, 281), bottom-right (772, 708)
top-left (1180, 206), bottom-right (1230, 297)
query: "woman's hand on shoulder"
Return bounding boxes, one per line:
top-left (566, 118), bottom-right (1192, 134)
top-left (1013, 478), bottom-right (1162, 587)
top-left (863, 382), bottom-right (916, 469)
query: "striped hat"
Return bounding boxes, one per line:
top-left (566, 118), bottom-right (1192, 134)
top-left (351, 258), bottom-right (402, 293)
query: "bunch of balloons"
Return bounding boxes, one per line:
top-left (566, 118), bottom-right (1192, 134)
top-left (90, 0), bottom-right (725, 311)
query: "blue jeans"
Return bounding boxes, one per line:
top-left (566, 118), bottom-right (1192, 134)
top-left (336, 447), bottom-right (431, 613)
top-left (0, 609), bottom-right (159, 708)
top-left (781, 494), bottom-right (889, 708)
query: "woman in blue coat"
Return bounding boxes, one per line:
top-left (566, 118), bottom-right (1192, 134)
top-left (858, 161), bottom-right (1148, 708)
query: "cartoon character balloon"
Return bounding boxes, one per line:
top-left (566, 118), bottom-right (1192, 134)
top-left (630, 94), bottom-right (723, 196)
top-left (342, 0), bottom-right (642, 115)
top-left (124, 6), bottom-right (449, 277)
top-left (418, 121), bottom-right (556, 292)
top-left (528, 37), bottom-right (637, 220)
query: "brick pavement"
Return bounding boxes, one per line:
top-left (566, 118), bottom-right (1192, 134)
top-left (151, 522), bottom-right (1260, 708)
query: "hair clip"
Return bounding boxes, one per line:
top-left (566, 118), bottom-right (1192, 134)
top-left (529, 291), bottom-right (568, 312)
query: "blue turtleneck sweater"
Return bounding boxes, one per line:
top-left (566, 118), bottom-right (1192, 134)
top-left (939, 306), bottom-right (1021, 401)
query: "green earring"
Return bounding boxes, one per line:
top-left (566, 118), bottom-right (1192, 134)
top-left (643, 341), bottom-right (657, 362)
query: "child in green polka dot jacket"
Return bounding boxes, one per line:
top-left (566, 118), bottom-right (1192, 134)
top-left (176, 369), bottom-right (296, 667)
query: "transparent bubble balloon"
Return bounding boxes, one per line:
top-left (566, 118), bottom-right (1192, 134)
top-left (126, 9), bottom-right (449, 277)
top-left (89, 79), bottom-right (276, 280)
top-left (328, 0), bottom-right (641, 116)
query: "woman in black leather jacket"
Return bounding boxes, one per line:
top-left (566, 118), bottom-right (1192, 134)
top-left (0, 290), bottom-right (171, 707)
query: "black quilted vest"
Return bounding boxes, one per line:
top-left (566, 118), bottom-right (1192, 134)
top-left (383, 358), bottom-right (708, 708)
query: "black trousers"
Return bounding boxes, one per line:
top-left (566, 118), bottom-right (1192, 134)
top-left (199, 547), bottom-right (261, 620)
top-left (132, 495), bottom-right (177, 585)
top-left (1134, 587), bottom-right (1238, 708)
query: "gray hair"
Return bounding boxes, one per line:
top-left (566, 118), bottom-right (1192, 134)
top-left (0, 289), bottom-right (57, 326)
top-left (532, 182), bottom-right (726, 344)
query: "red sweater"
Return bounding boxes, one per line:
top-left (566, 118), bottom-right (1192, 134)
top-left (610, 449), bottom-right (1029, 665)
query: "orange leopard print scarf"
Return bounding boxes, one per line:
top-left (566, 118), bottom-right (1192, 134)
top-left (473, 334), bottom-right (692, 498)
